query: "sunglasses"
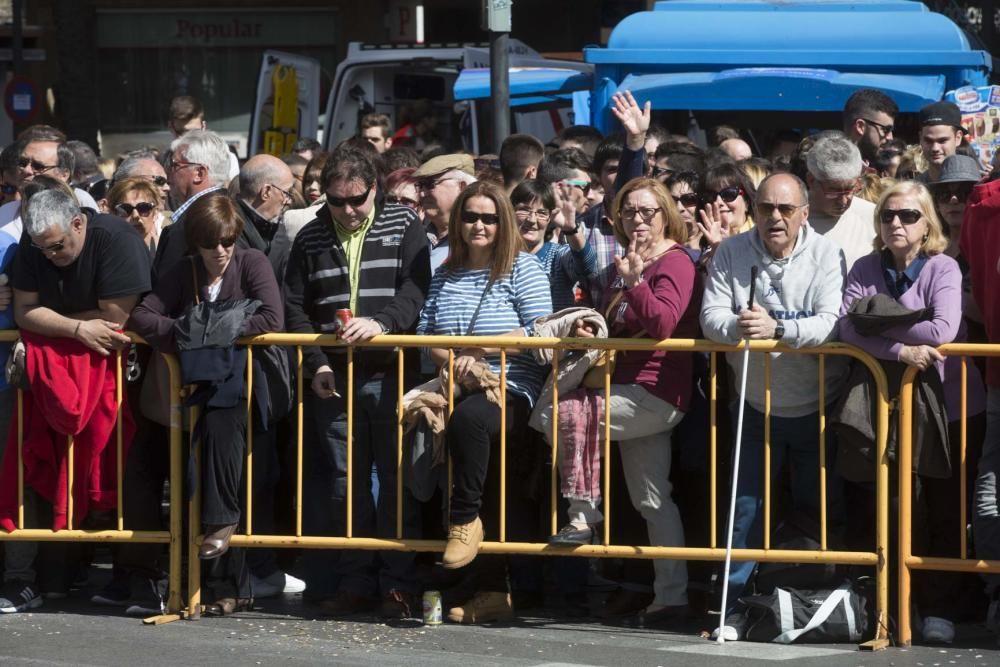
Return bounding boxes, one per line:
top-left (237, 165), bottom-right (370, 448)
top-left (460, 211), bottom-right (500, 226)
top-left (621, 206), bottom-right (662, 222)
top-left (145, 175), bottom-right (168, 187)
top-left (199, 237), bottom-right (238, 250)
top-left (31, 237), bottom-right (67, 254)
top-left (114, 202), bottom-right (157, 218)
top-left (879, 208), bottom-right (923, 225)
top-left (700, 186), bottom-right (744, 205)
top-left (386, 194), bottom-right (419, 209)
top-left (652, 165), bottom-right (674, 179)
top-left (756, 202), bottom-right (806, 218)
top-left (672, 193), bottom-right (699, 208)
top-left (932, 183), bottom-right (973, 204)
top-left (327, 185), bottom-right (372, 208)
top-left (564, 179), bottom-right (591, 195)
top-left (18, 157), bottom-right (58, 173)
top-left (862, 118), bottom-right (895, 137)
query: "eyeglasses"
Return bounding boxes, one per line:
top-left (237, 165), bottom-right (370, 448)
top-left (168, 159), bottom-right (203, 173)
top-left (386, 194), bottom-right (419, 209)
top-left (699, 186), bottom-right (744, 205)
top-left (31, 237), bottom-right (67, 254)
top-left (756, 202), bottom-right (806, 218)
top-left (862, 118), bottom-right (895, 137)
top-left (143, 175), bottom-right (168, 187)
top-left (460, 211), bottom-right (500, 226)
top-left (563, 179), bottom-right (591, 195)
top-left (932, 183), bottom-right (973, 204)
top-left (816, 180), bottom-right (858, 199)
top-left (268, 182), bottom-right (294, 203)
top-left (327, 184), bottom-right (373, 208)
top-left (514, 206), bottom-right (551, 221)
top-left (651, 165), bottom-right (673, 179)
top-left (620, 206), bottom-right (662, 222)
top-left (114, 202), bottom-right (157, 218)
top-left (199, 237), bottom-right (238, 250)
top-left (417, 176), bottom-right (458, 193)
top-left (672, 193), bottom-right (699, 208)
top-left (879, 208), bottom-right (923, 225)
top-left (18, 157), bottom-right (59, 174)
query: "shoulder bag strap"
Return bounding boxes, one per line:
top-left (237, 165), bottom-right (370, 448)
top-left (465, 278), bottom-right (495, 336)
top-left (190, 257), bottom-right (201, 306)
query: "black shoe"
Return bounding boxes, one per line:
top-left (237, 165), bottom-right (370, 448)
top-left (0, 580), bottom-right (43, 613)
top-left (625, 603), bottom-right (694, 630)
top-left (547, 523), bottom-right (594, 546)
top-left (125, 576), bottom-right (167, 617)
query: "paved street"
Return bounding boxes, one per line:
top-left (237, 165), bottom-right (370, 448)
top-left (3, 580), bottom-right (1000, 667)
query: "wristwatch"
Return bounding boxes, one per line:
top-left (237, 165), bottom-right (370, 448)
top-left (773, 322), bottom-right (785, 340)
top-left (563, 220), bottom-right (581, 236)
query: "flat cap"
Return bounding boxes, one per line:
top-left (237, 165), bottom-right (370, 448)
top-left (918, 101), bottom-right (963, 129)
top-left (413, 153), bottom-right (475, 178)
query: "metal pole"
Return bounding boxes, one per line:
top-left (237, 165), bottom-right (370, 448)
top-left (489, 29), bottom-right (509, 152)
top-left (12, 0), bottom-right (23, 75)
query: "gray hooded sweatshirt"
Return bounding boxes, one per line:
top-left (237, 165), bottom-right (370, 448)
top-left (701, 223), bottom-right (848, 418)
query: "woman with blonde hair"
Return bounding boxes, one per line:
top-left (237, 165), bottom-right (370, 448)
top-left (106, 176), bottom-right (165, 258)
top-left (838, 180), bottom-right (985, 644)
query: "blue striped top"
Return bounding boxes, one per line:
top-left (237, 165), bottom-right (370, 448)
top-left (535, 241), bottom-right (597, 312)
top-left (417, 252), bottom-right (553, 405)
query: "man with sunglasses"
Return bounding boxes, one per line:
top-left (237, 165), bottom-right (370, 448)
top-left (805, 132), bottom-right (875, 271)
top-left (414, 153), bottom-right (477, 274)
top-left (235, 154), bottom-right (297, 281)
top-left (842, 88), bottom-right (898, 166)
top-left (113, 155), bottom-right (171, 207)
top-left (0, 186), bottom-right (150, 614)
top-left (284, 144), bottom-right (431, 619)
top-left (151, 130), bottom-right (233, 280)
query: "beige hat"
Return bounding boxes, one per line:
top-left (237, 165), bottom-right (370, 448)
top-left (413, 153), bottom-right (476, 178)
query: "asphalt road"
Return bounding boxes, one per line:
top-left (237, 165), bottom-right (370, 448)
top-left (3, 591), bottom-right (1000, 667)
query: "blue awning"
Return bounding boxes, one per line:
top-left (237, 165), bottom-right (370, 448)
top-left (454, 67), bottom-right (593, 106)
top-left (618, 69), bottom-right (946, 112)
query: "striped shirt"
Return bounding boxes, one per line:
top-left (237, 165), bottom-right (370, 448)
top-left (535, 241), bottom-right (597, 311)
top-left (418, 252), bottom-right (553, 405)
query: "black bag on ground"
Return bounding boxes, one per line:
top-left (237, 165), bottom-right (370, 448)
top-left (741, 581), bottom-right (868, 644)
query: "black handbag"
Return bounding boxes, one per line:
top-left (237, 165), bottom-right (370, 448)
top-left (741, 581), bottom-right (869, 644)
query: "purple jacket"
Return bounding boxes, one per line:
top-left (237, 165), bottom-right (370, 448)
top-left (839, 253), bottom-right (984, 420)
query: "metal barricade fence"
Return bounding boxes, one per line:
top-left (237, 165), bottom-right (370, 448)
top-left (184, 333), bottom-right (891, 648)
top-left (0, 332), bottom-right (185, 624)
top-left (897, 343), bottom-right (998, 646)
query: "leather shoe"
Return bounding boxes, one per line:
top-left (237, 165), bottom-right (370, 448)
top-left (597, 588), bottom-right (654, 618)
top-left (199, 523), bottom-right (237, 560)
top-left (547, 523), bottom-right (594, 546)
top-left (625, 603), bottom-right (694, 630)
top-left (319, 590), bottom-right (377, 617)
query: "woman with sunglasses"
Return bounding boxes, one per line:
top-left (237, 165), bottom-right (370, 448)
top-left (131, 195), bottom-right (282, 615)
top-left (106, 176), bottom-right (165, 258)
top-left (665, 171), bottom-right (702, 252)
top-left (417, 181), bottom-right (552, 624)
top-left (511, 179), bottom-right (596, 311)
top-left (540, 177), bottom-right (701, 627)
top-left (839, 180), bottom-right (985, 644)
top-left (384, 167), bottom-right (422, 218)
top-left (696, 162), bottom-right (756, 259)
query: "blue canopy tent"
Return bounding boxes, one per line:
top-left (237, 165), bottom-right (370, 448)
top-left (583, 0), bottom-right (991, 132)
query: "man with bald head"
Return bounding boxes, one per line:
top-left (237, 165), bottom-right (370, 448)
top-left (236, 153), bottom-right (296, 280)
top-left (113, 156), bottom-right (170, 205)
top-left (720, 137), bottom-right (753, 162)
top-left (701, 172), bottom-right (846, 640)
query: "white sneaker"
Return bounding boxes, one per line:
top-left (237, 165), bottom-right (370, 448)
top-left (248, 571), bottom-right (306, 598)
top-left (282, 572), bottom-right (306, 594)
top-left (710, 625), bottom-right (741, 641)
top-left (922, 616), bottom-right (955, 644)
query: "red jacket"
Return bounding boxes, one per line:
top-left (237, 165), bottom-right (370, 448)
top-left (0, 331), bottom-right (135, 531)
top-left (961, 178), bottom-right (1000, 387)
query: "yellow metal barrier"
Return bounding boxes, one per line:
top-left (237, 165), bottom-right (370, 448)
top-left (182, 333), bottom-right (890, 647)
top-left (0, 331), bottom-right (185, 624)
top-left (897, 343), bottom-right (998, 646)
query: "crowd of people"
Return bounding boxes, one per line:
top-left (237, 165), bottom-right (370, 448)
top-left (0, 88), bottom-right (998, 645)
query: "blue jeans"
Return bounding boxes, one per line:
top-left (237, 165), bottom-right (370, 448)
top-left (301, 372), bottom-right (420, 599)
top-left (725, 404), bottom-right (842, 611)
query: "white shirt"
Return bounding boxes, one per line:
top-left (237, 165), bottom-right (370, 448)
top-left (807, 196), bottom-right (876, 273)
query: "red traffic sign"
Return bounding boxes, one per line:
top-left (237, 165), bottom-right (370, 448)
top-left (5, 77), bottom-right (39, 122)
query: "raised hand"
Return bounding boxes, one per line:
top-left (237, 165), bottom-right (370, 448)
top-left (614, 238), bottom-right (646, 289)
top-left (697, 201), bottom-right (728, 249)
top-left (610, 90), bottom-right (651, 148)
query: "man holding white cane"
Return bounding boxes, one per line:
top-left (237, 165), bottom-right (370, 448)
top-left (701, 173), bottom-right (847, 640)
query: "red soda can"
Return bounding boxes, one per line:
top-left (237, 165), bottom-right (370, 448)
top-left (335, 309), bottom-right (353, 330)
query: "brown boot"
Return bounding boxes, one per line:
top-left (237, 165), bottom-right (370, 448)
top-left (446, 591), bottom-right (513, 624)
top-left (442, 516), bottom-right (483, 569)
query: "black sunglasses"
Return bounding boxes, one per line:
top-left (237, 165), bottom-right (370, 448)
top-left (18, 157), bottom-right (58, 173)
top-left (862, 118), bottom-right (895, 136)
top-left (700, 185), bottom-right (744, 205)
top-left (652, 165), bottom-right (674, 179)
top-left (932, 183), bottom-right (973, 204)
top-left (460, 211), bottom-right (500, 226)
top-left (199, 237), bottom-right (238, 250)
top-left (757, 202), bottom-right (806, 218)
top-left (114, 202), bottom-right (157, 218)
top-left (327, 184), bottom-right (373, 208)
top-left (146, 175), bottom-right (168, 187)
top-left (672, 193), bottom-right (699, 208)
top-left (879, 208), bottom-right (923, 225)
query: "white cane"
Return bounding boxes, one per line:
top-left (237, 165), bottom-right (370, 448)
top-left (717, 265), bottom-right (758, 643)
